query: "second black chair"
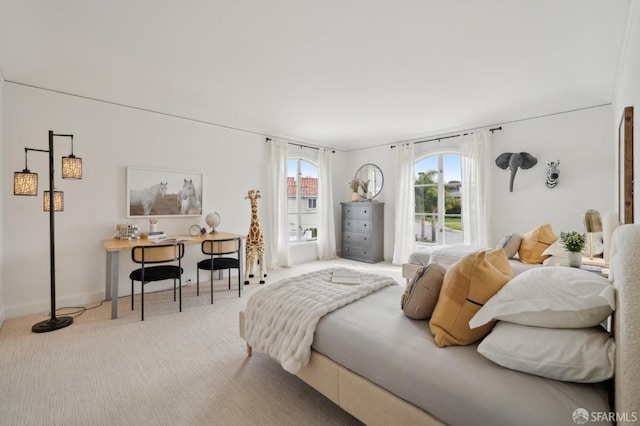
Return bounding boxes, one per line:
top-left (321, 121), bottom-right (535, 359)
top-left (197, 238), bottom-right (242, 302)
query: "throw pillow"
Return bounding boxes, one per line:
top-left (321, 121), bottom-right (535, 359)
top-left (401, 263), bottom-right (447, 320)
top-left (477, 322), bottom-right (615, 383)
top-left (496, 233), bottom-right (522, 258)
top-left (541, 240), bottom-right (568, 257)
top-left (429, 249), bottom-right (513, 347)
top-left (469, 266), bottom-right (614, 329)
top-left (518, 224), bottom-right (557, 264)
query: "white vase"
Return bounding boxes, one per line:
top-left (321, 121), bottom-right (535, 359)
top-left (351, 192), bottom-right (360, 202)
top-left (567, 251), bottom-right (582, 267)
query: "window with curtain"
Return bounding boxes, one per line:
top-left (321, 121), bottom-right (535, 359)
top-left (414, 152), bottom-right (463, 245)
top-left (287, 158), bottom-right (319, 242)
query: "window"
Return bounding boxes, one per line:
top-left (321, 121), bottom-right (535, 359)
top-left (287, 158), bottom-right (318, 242)
top-left (414, 153), bottom-right (462, 245)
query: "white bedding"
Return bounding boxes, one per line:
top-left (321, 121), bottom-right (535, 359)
top-left (243, 267), bottom-right (396, 374)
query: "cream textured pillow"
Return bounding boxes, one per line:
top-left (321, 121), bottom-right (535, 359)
top-left (469, 266), bottom-right (614, 329)
top-left (478, 322), bottom-right (615, 383)
top-left (541, 240), bottom-right (568, 257)
top-left (429, 249), bottom-right (513, 347)
top-left (518, 224), bottom-right (557, 264)
top-left (401, 263), bottom-right (447, 320)
top-left (496, 233), bottom-right (522, 258)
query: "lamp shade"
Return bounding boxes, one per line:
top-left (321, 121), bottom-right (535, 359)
top-left (44, 191), bottom-right (64, 212)
top-left (62, 155), bottom-right (82, 179)
top-left (14, 169), bottom-right (38, 195)
top-left (583, 209), bottom-right (603, 233)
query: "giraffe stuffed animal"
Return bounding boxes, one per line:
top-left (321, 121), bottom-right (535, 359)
top-left (244, 189), bottom-right (266, 284)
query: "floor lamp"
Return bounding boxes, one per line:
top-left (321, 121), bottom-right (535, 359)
top-left (13, 130), bottom-right (83, 333)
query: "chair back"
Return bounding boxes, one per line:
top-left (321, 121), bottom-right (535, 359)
top-left (132, 243), bottom-right (185, 264)
top-left (202, 238), bottom-right (240, 256)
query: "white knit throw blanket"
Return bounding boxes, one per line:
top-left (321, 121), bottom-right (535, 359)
top-left (244, 268), bottom-right (397, 374)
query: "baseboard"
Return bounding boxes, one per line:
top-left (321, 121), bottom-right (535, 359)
top-left (4, 289), bottom-right (104, 320)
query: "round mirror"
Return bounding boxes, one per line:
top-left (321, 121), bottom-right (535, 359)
top-left (355, 164), bottom-right (384, 199)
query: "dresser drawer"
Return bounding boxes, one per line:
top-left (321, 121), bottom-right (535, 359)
top-left (343, 204), bottom-right (372, 220)
top-left (343, 219), bottom-right (371, 233)
top-left (343, 231), bottom-right (372, 245)
top-left (342, 244), bottom-right (374, 261)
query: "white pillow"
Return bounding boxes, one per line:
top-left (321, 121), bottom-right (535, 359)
top-left (478, 322), bottom-right (615, 383)
top-left (469, 266), bottom-right (614, 329)
top-left (541, 240), bottom-right (568, 257)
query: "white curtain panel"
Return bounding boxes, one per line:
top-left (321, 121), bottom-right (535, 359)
top-left (317, 149), bottom-right (337, 260)
top-left (460, 129), bottom-right (492, 247)
top-left (267, 139), bottom-right (292, 268)
top-left (392, 143), bottom-right (416, 264)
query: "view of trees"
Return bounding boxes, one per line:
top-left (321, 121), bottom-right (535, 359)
top-left (414, 169), bottom-right (461, 243)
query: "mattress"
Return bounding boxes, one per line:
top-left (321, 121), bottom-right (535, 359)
top-left (312, 285), bottom-right (611, 426)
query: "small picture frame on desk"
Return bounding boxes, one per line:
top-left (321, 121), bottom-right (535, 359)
top-left (127, 167), bottom-right (203, 218)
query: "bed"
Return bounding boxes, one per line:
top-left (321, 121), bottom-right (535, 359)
top-left (239, 224), bottom-right (640, 425)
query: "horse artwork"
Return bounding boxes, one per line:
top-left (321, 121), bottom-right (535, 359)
top-left (178, 179), bottom-right (201, 215)
top-left (127, 167), bottom-right (203, 217)
top-left (545, 160), bottom-right (560, 188)
top-left (129, 182), bottom-right (168, 215)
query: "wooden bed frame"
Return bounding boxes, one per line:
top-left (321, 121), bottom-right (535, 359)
top-left (240, 224), bottom-right (640, 425)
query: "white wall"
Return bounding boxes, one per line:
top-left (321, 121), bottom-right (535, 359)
top-left (1, 84), bottom-right (265, 318)
top-left (613, 1), bottom-right (640, 222)
top-left (349, 105), bottom-right (615, 261)
top-left (0, 73), bottom-right (5, 325)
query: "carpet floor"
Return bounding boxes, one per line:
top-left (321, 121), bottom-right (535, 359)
top-left (0, 259), bottom-right (403, 425)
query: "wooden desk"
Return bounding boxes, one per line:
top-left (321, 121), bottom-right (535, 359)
top-left (102, 232), bottom-right (246, 319)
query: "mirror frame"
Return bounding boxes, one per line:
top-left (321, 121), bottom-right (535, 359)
top-left (355, 163), bottom-right (384, 199)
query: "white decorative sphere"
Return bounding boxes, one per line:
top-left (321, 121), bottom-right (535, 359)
top-left (206, 212), bottom-right (221, 231)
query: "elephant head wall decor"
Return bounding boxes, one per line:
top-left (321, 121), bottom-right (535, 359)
top-left (495, 152), bottom-right (538, 192)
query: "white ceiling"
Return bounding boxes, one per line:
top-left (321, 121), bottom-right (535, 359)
top-left (0, 1), bottom-right (632, 151)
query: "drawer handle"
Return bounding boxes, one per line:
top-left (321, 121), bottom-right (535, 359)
top-left (364, 210), bottom-right (367, 214)
top-left (346, 235), bottom-right (350, 240)
top-left (363, 237), bottom-right (367, 241)
top-left (363, 224), bottom-right (367, 228)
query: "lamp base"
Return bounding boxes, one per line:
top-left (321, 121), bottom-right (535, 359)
top-left (31, 316), bottom-right (73, 333)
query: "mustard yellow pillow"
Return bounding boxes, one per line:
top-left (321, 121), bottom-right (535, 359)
top-left (401, 263), bottom-right (447, 320)
top-left (518, 224), bottom-right (557, 264)
top-left (429, 249), bottom-right (513, 347)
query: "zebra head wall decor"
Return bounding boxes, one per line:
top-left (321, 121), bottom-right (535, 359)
top-left (545, 160), bottom-right (560, 188)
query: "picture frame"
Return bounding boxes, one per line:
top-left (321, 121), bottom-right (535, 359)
top-left (618, 106), bottom-right (634, 224)
top-left (127, 167), bottom-right (203, 218)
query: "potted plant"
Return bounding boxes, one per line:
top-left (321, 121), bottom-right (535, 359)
top-left (559, 231), bottom-right (586, 267)
top-left (349, 178), bottom-right (361, 202)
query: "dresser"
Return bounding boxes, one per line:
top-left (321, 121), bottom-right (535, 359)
top-left (341, 201), bottom-right (384, 263)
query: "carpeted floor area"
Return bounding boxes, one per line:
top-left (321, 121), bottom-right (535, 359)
top-left (0, 259), bottom-right (403, 425)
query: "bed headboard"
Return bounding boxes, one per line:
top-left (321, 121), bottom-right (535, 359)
top-left (609, 224), bottom-right (640, 420)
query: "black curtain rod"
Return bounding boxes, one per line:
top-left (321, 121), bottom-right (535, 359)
top-left (266, 137), bottom-right (335, 153)
top-left (390, 126), bottom-right (502, 148)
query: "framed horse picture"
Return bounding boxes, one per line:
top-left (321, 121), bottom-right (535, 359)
top-left (127, 167), bottom-right (203, 217)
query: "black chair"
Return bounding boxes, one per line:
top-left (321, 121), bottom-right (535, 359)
top-left (197, 238), bottom-right (241, 302)
top-left (130, 243), bottom-right (185, 321)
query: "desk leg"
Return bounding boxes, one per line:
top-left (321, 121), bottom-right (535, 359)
top-left (238, 239), bottom-right (245, 297)
top-left (105, 251), bottom-right (120, 319)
